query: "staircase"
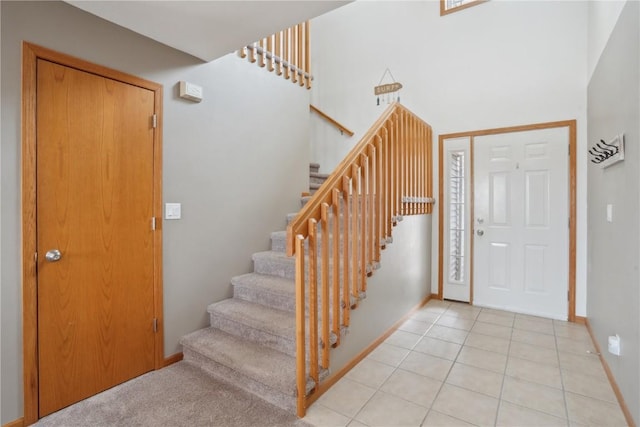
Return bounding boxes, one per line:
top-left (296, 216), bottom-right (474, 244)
top-left (309, 162), bottom-right (330, 195)
top-left (179, 164), bottom-right (330, 413)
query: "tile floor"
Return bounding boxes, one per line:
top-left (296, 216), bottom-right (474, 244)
top-left (302, 299), bottom-right (628, 427)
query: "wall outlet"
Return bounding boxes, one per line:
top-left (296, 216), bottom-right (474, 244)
top-left (608, 334), bottom-right (620, 356)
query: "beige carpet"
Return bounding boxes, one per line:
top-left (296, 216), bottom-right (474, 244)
top-left (35, 361), bottom-right (311, 427)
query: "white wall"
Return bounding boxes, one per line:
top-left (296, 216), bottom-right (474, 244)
top-left (310, 0), bottom-right (589, 317)
top-left (1, 1), bottom-right (309, 422)
top-left (587, 1), bottom-right (639, 423)
top-left (587, 0), bottom-right (627, 80)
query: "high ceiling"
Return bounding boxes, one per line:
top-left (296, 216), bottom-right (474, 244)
top-left (67, 1), bottom-right (350, 62)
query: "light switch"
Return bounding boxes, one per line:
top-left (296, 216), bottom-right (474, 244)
top-left (606, 204), bottom-right (613, 223)
top-left (165, 203), bottom-right (182, 220)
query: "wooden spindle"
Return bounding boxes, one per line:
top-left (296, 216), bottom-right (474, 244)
top-left (320, 203), bottom-right (330, 369)
top-left (298, 23), bottom-right (304, 87)
top-left (308, 218), bottom-right (319, 384)
top-left (305, 21), bottom-right (311, 89)
top-left (295, 234), bottom-right (306, 417)
top-left (291, 26), bottom-right (298, 84)
top-left (267, 35), bottom-right (274, 72)
top-left (275, 32), bottom-right (282, 76)
top-left (352, 164), bottom-right (360, 301)
top-left (258, 38), bottom-right (265, 68)
top-left (375, 136), bottom-right (383, 262)
top-left (342, 176), bottom-right (351, 323)
top-left (368, 145), bottom-right (376, 267)
top-left (331, 189), bottom-right (341, 347)
top-left (248, 42), bottom-right (256, 63)
top-left (283, 28), bottom-right (290, 80)
top-left (361, 153), bottom-right (369, 287)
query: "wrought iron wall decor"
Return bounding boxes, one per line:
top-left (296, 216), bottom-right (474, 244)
top-left (589, 133), bottom-right (625, 168)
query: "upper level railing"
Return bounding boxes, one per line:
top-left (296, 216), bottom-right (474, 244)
top-left (238, 21), bottom-right (311, 89)
top-left (286, 103), bottom-right (434, 416)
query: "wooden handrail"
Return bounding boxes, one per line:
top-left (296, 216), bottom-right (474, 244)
top-left (287, 102), bottom-right (434, 416)
top-left (238, 21), bottom-right (312, 89)
top-left (309, 105), bottom-right (355, 137)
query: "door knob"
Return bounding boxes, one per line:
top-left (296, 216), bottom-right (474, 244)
top-left (477, 230), bottom-right (484, 236)
top-left (45, 249), bottom-right (62, 262)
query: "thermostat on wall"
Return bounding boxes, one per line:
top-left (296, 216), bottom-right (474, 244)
top-left (179, 81), bottom-right (203, 102)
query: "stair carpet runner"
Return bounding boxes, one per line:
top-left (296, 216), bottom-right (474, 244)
top-left (180, 163), bottom-right (336, 414)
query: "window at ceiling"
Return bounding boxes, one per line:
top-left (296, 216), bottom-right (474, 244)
top-left (440, 0), bottom-right (487, 16)
top-left (448, 151), bottom-right (466, 283)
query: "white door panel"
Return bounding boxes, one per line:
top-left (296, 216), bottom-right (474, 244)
top-left (474, 128), bottom-right (568, 319)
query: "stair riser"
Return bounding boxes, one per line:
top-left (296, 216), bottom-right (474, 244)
top-left (210, 311), bottom-right (297, 357)
top-left (183, 349), bottom-right (297, 413)
top-left (233, 285), bottom-right (295, 313)
top-left (310, 176), bottom-right (329, 185)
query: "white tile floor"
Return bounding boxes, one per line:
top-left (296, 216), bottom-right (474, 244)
top-left (302, 300), bottom-right (628, 427)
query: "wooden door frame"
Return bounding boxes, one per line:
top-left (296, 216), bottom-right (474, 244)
top-left (22, 42), bottom-right (164, 425)
top-left (438, 120), bottom-right (577, 322)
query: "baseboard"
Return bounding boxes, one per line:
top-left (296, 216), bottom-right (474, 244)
top-left (2, 417), bottom-right (24, 427)
top-left (584, 318), bottom-right (636, 427)
top-left (574, 315), bottom-right (587, 324)
top-left (163, 352), bottom-right (184, 367)
top-left (305, 293), bottom-right (432, 408)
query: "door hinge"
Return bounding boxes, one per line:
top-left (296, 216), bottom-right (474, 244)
top-left (153, 318), bottom-right (158, 333)
top-left (152, 114), bottom-right (157, 129)
top-left (151, 217), bottom-right (156, 231)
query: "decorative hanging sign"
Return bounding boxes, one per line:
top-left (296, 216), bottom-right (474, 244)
top-left (374, 68), bottom-right (402, 106)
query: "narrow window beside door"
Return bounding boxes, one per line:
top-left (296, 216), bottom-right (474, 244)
top-left (449, 151), bottom-right (466, 283)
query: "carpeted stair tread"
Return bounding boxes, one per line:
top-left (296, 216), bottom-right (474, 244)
top-left (231, 273), bottom-right (295, 311)
top-left (180, 327), bottom-right (297, 397)
top-left (309, 162), bottom-right (320, 173)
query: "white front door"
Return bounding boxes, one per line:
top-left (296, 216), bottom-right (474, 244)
top-left (473, 128), bottom-right (569, 319)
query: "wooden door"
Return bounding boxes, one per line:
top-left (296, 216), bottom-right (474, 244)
top-left (36, 58), bottom-right (156, 416)
top-left (473, 128), bottom-right (569, 319)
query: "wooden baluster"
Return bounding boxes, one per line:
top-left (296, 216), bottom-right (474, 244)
top-left (307, 21), bottom-right (311, 87)
top-left (410, 116), bottom-right (415, 215)
top-left (248, 42), bottom-right (256, 63)
top-left (360, 153), bottom-right (369, 288)
top-left (291, 26), bottom-right (298, 84)
top-left (298, 23), bottom-right (304, 87)
top-left (342, 176), bottom-right (352, 320)
top-left (417, 120), bottom-right (421, 214)
top-left (283, 28), bottom-right (290, 80)
top-left (398, 112), bottom-right (409, 215)
top-left (392, 112), bottom-right (400, 225)
top-left (428, 125), bottom-right (433, 214)
top-left (267, 35), bottom-right (275, 72)
top-left (294, 234), bottom-right (306, 418)
top-left (382, 126), bottom-right (390, 243)
top-left (275, 31), bottom-right (282, 76)
top-left (320, 203), bottom-right (330, 369)
top-left (258, 38), bottom-right (266, 68)
top-left (375, 136), bottom-right (383, 262)
top-left (331, 189), bottom-right (341, 347)
top-left (238, 46), bottom-right (247, 59)
top-left (368, 144), bottom-right (376, 267)
top-left (351, 165), bottom-right (360, 305)
top-left (308, 219), bottom-right (319, 384)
